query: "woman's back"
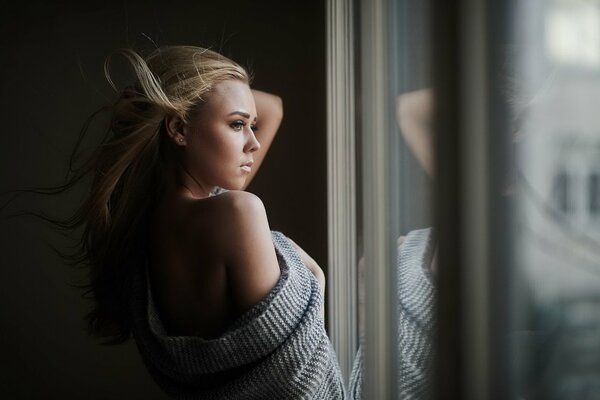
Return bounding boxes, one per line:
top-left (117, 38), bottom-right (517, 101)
top-left (149, 189), bottom-right (280, 339)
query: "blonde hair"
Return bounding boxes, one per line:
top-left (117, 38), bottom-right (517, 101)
top-left (31, 46), bottom-right (249, 343)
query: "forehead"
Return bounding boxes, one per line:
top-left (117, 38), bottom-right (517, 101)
top-left (205, 80), bottom-right (256, 116)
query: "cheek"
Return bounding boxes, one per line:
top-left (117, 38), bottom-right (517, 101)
top-left (188, 134), bottom-right (238, 172)
top-left (205, 132), bottom-right (244, 158)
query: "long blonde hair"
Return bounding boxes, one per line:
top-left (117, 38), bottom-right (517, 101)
top-left (22, 46), bottom-right (249, 343)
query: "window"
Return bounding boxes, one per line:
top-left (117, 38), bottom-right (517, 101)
top-left (327, 0), bottom-right (600, 398)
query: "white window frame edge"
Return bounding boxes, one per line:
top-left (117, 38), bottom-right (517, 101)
top-left (326, 0), bottom-right (358, 386)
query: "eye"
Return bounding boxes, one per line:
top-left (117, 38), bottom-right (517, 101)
top-left (250, 124), bottom-right (258, 132)
top-left (230, 120), bottom-right (245, 131)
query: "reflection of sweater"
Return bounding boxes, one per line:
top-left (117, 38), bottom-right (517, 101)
top-left (131, 231), bottom-right (345, 399)
top-left (349, 228), bottom-right (436, 399)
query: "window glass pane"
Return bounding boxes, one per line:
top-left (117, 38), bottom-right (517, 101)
top-left (392, 1), bottom-right (435, 397)
top-left (354, 0), bottom-right (434, 397)
top-left (390, 0), bottom-right (436, 399)
top-left (511, 0), bottom-right (600, 397)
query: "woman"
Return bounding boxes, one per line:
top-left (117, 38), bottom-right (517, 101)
top-left (49, 46), bottom-right (343, 399)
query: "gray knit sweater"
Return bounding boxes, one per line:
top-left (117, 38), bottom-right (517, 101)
top-left (349, 228), bottom-right (436, 399)
top-left (131, 231), bottom-right (345, 399)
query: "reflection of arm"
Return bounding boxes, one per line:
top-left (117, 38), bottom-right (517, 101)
top-left (396, 89), bottom-right (434, 177)
top-left (242, 90), bottom-right (283, 190)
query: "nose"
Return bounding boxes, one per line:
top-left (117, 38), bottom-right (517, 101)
top-left (244, 129), bottom-right (261, 153)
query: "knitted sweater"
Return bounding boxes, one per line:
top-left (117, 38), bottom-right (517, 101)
top-left (131, 230), bottom-right (345, 399)
top-left (349, 228), bottom-right (436, 399)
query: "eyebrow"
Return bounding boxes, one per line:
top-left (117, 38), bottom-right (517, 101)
top-left (227, 111), bottom-right (257, 121)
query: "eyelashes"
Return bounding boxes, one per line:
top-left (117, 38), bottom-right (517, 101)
top-left (230, 120), bottom-right (258, 132)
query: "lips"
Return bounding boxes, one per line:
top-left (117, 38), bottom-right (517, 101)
top-left (241, 161), bottom-right (253, 173)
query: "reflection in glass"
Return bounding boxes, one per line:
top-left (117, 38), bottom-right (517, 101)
top-left (512, 0), bottom-right (600, 397)
top-left (392, 1), bottom-right (435, 398)
top-left (353, 0), bottom-right (435, 398)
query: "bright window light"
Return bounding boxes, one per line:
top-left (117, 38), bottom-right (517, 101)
top-left (545, 1), bottom-right (600, 68)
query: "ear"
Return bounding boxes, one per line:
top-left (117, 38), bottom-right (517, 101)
top-left (164, 114), bottom-right (188, 146)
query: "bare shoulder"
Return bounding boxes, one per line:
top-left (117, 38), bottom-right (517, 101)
top-left (207, 190), bottom-right (281, 314)
top-left (206, 190), bottom-right (270, 237)
top-left (186, 191), bottom-right (266, 234)
top-left (211, 190), bottom-right (267, 217)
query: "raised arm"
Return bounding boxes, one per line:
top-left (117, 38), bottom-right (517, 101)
top-left (242, 89), bottom-right (283, 190)
top-left (396, 88), bottom-right (434, 177)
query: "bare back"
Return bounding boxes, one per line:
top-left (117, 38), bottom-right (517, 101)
top-left (149, 190), bottom-right (280, 339)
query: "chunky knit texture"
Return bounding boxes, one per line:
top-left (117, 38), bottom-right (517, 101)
top-left (131, 230), bottom-right (345, 399)
top-left (349, 228), bottom-right (436, 399)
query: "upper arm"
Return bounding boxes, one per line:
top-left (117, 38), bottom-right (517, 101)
top-left (288, 237), bottom-right (325, 289)
top-left (217, 191), bottom-right (280, 313)
top-left (396, 89), bottom-right (434, 176)
top-left (242, 90), bottom-right (283, 190)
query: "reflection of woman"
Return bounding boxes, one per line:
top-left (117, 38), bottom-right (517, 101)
top-left (393, 89), bottom-right (437, 399)
top-left (41, 46), bottom-right (344, 398)
top-left (349, 88), bottom-right (437, 400)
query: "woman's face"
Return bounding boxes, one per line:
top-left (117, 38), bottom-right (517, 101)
top-left (181, 79), bottom-right (259, 194)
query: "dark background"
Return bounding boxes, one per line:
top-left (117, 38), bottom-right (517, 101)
top-left (0, 1), bottom-right (326, 398)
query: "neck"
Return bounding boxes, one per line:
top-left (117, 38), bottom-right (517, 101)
top-left (162, 151), bottom-right (212, 200)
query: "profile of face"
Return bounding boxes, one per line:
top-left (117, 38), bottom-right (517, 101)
top-left (172, 79), bottom-right (260, 195)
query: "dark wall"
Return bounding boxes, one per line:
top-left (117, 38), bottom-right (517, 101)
top-left (0, 1), bottom-right (326, 398)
